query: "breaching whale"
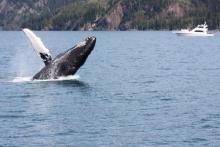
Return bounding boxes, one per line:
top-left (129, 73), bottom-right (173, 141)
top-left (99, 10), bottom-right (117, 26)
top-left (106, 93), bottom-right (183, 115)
top-left (23, 29), bottom-right (96, 80)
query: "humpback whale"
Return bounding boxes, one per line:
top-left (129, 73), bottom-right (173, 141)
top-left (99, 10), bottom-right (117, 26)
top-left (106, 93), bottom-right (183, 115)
top-left (23, 29), bottom-right (96, 80)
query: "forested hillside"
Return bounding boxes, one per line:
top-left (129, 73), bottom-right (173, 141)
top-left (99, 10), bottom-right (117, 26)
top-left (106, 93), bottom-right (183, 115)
top-left (0, 0), bottom-right (220, 30)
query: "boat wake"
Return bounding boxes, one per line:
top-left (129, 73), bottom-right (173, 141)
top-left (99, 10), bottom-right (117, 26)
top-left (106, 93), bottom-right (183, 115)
top-left (12, 75), bottom-right (80, 83)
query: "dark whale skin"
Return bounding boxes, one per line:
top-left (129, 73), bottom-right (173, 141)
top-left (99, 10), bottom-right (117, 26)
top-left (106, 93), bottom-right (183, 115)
top-left (33, 37), bottom-right (96, 80)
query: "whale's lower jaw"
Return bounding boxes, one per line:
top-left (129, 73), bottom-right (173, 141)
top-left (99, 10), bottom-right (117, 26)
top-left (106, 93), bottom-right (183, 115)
top-left (32, 71), bottom-right (59, 80)
top-left (33, 73), bottom-right (74, 80)
top-left (32, 66), bottom-right (78, 80)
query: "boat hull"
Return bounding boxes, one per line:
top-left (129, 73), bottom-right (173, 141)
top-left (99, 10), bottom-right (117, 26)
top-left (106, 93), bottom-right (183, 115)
top-left (176, 32), bottom-right (214, 37)
top-left (173, 31), bottom-right (214, 37)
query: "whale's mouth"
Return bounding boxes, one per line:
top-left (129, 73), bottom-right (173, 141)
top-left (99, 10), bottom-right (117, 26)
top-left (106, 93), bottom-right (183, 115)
top-left (86, 36), bottom-right (96, 45)
top-left (86, 36), bottom-right (96, 42)
top-left (75, 36), bottom-right (96, 49)
top-left (86, 36), bottom-right (96, 50)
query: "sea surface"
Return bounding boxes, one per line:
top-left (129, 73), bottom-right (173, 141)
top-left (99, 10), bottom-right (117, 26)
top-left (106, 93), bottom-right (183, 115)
top-left (0, 31), bottom-right (220, 146)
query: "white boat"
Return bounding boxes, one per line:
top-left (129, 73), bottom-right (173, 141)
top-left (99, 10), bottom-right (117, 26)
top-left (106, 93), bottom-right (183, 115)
top-left (173, 22), bottom-right (214, 37)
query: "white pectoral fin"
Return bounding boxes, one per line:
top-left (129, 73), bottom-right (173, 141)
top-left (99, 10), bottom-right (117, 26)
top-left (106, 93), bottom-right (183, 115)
top-left (23, 28), bottom-right (52, 65)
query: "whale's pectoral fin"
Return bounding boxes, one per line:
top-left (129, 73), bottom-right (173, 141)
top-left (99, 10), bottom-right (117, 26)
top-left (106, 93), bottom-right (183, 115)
top-left (23, 28), bottom-right (52, 66)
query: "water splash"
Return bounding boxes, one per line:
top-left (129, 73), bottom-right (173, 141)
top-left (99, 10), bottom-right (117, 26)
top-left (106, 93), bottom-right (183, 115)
top-left (12, 75), bottom-right (80, 83)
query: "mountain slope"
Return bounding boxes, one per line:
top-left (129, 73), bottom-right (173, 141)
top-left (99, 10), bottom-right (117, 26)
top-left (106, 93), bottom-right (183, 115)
top-left (0, 0), bottom-right (220, 30)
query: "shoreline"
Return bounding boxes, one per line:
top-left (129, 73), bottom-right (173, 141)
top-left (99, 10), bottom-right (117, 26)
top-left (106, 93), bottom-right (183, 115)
top-left (0, 29), bottom-right (219, 32)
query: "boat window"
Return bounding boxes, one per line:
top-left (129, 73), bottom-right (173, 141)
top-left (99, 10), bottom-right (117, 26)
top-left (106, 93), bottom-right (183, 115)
top-left (195, 30), bottom-right (204, 32)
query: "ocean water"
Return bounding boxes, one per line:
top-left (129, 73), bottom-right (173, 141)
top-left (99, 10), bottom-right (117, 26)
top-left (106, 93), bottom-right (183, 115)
top-left (0, 31), bottom-right (220, 146)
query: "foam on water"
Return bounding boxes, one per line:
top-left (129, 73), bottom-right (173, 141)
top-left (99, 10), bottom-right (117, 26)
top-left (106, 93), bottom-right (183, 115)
top-left (12, 77), bottom-right (32, 83)
top-left (12, 75), bottom-right (80, 83)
